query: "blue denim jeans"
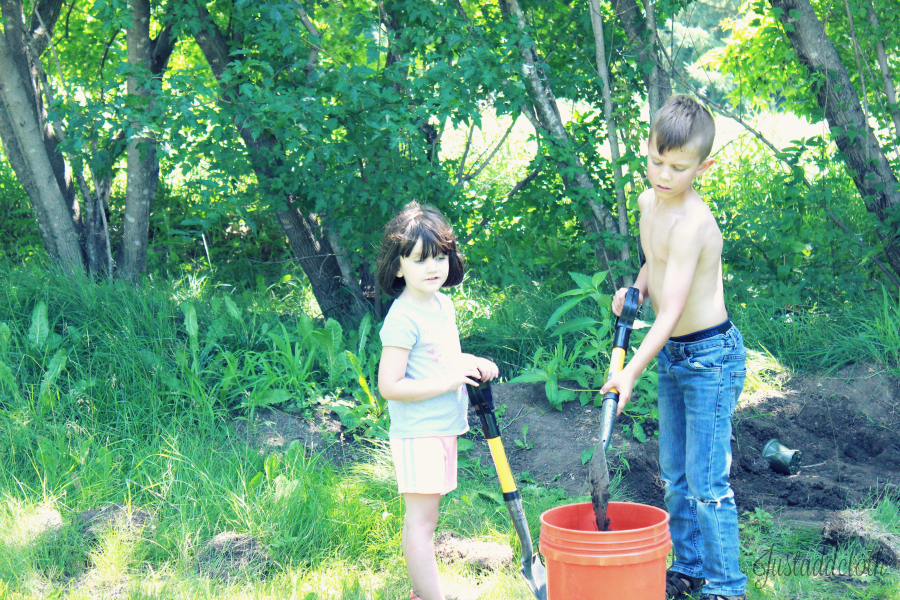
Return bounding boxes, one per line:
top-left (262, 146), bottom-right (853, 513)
top-left (657, 322), bottom-right (747, 597)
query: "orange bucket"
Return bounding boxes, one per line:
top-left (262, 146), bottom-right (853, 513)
top-left (539, 502), bottom-right (670, 599)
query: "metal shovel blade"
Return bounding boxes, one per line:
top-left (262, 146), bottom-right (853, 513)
top-left (506, 496), bottom-right (548, 600)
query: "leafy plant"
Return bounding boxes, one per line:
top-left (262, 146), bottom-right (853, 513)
top-left (330, 350), bottom-right (388, 440)
top-left (514, 424), bottom-right (534, 450)
top-left (510, 271), bottom-right (615, 409)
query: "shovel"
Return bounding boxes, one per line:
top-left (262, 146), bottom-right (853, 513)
top-left (590, 287), bottom-right (641, 531)
top-left (467, 379), bottom-right (547, 600)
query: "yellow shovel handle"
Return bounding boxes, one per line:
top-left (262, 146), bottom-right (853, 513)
top-left (606, 346), bottom-right (626, 394)
top-left (488, 437), bottom-right (517, 494)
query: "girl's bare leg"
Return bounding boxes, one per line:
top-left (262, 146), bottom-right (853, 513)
top-left (402, 493), bottom-right (443, 600)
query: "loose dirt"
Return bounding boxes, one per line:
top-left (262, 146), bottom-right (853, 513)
top-left (237, 362), bottom-right (900, 528)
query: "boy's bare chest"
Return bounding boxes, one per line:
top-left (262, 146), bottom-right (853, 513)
top-left (639, 211), bottom-right (679, 263)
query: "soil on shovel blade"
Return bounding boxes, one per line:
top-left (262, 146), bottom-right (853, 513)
top-left (235, 362), bottom-right (900, 529)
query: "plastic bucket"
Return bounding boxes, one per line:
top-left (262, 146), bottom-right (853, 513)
top-left (539, 502), bottom-right (670, 599)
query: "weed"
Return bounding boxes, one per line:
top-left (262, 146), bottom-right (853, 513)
top-left (514, 424), bottom-right (534, 450)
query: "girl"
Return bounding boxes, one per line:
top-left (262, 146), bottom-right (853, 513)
top-left (376, 202), bottom-right (498, 600)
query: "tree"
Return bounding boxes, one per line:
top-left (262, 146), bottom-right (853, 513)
top-left (766, 0), bottom-right (900, 279)
top-left (0, 0), bottom-right (175, 279)
top-left (705, 0), bottom-right (900, 281)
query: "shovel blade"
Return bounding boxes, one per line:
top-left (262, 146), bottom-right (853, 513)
top-left (520, 553), bottom-right (548, 600)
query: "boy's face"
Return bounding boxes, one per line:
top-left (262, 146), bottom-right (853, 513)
top-left (645, 137), bottom-right (714, 201)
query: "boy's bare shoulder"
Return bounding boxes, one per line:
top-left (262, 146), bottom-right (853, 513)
top-left (676, 194), bottom-right (722, 249)
top-left (637, 188), bottom-right (655, 211)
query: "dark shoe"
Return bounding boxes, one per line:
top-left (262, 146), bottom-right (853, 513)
top-left (666, 570), bottom-right (704, 599)
top-left (700, 595), bottom-right (746, 600)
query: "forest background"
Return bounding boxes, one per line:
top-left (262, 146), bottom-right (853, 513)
top-left (0, 0), bottom-right (899, 598)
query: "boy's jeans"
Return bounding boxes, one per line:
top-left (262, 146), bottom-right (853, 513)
top-left (657, 323), bottom-right (748, 597)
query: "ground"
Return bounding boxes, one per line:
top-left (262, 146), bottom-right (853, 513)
top-left (238, 362), bottom-right (900, 530)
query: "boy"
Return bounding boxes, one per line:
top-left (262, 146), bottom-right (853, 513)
top-left (600, 95), bottom-right (748, 600)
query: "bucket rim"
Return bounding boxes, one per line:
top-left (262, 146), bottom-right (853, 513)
top-left (539, 501), bottom-right (670, 536)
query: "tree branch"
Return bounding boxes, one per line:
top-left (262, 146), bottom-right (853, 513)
top-left (461, 163), bottom-right (544, 245)
top-left (821, 205), bottom-right (900, 288)
top-left (667, 46), bottom-right (899, 290)
top-left (456, 123), bottom-right (475, 185)
top-left (867, 6), bottom-right (900, 144)
top-left (461, 120), bottom-right (515, 184)
top-left (291, 0), bottom-right (321, 76)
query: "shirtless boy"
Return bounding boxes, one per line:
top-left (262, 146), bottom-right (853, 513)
top-left (600, 94), bottom-right (748, 600)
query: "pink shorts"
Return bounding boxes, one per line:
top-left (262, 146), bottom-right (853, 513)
top-left (389, 436), bottom-right (458, 495)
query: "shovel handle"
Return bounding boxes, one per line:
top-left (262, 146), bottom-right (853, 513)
top-left (605, 346), bottom-right (627, 395)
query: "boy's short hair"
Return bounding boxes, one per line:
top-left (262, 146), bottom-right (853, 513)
top-left (376, 201), bottom-right (465, 298)
top-left (648, 94), bottom-right (716, 161)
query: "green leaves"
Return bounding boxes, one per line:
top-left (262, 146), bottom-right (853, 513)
top-left (544, 271), bottom-right (612, 336)
top-left (27, 302), bottom-right (49, 349)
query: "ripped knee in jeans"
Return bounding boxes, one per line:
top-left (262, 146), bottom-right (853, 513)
top-left (687, 488), bottom-right (734, 509)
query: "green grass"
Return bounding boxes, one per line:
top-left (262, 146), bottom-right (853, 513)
top-left (731, 286), bottom-right (900, 376)
top-left (737, 491), bottom-right (900, 599)
top-left (0, 264), bottom-right (897, 598)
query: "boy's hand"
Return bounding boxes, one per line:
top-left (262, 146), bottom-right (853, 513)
top-left (611, 287), bottom-right (644, 317)
top-left (473, 356), bottom-right (499, 382)
top-left (599, 366), bottom-right (638, 417)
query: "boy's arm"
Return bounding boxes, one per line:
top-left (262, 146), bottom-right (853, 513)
top-left (600, 221), bottom-right (706, 414)
top-left (378, 346), bottom-right (482, 402)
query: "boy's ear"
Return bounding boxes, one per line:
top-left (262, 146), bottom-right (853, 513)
top-left (696, 157), bottom-right (715, 176)
top-left (640, 138), bottom-right (649, 154)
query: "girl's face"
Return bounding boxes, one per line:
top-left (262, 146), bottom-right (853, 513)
top-left (396, 238), bottom-right (450, 303)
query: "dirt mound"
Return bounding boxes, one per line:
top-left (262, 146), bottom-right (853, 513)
top-left (823, 509), bottom-right (900, 567)
top-left (76, 504), bottom-right (153, 539)
top-left (239, 362), bottom-right (899, 528)
top-left (434, 530), bottom-right (514, 571)
top-left (195, 532), bottom-right (272, 582)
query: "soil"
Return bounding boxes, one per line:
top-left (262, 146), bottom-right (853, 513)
top-left (237, 362), bottom-right (900, 528)
top-left (195, 532), bottom-right (272, 582)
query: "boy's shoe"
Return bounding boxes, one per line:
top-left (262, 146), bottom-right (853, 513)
top-left (699, 595), bottom-right (746, 600)
top-left (666, 569), bottom-right (704, 598)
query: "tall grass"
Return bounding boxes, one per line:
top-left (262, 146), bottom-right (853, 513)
top-left (0, 263), bottom-right (897, 598)
top-left (732, 286), bottom-right (900, 376)
top-left (0, 264), bottom-right (567, 598)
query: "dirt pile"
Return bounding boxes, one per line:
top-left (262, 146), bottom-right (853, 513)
top-left (434, 531), bottom-right (514, 571)
top-left (239, 362), bottom-right (899, 528)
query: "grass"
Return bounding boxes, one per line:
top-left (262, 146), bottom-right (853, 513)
top-left (737, 490), bottom-right (900, 599)
top-left (731, 286), bottom-right (900, 377)
top-left (0, 264), bottom-right (897, 598)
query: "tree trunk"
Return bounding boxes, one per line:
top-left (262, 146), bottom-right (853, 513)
top-left (0, 27), bottom-right (82, 272)
top-left (588, 0), bottom-right (633, 287)
top-left (277, 211), bottom-right (363, 319)
top-left (119, 0), bottom-right (158, 282)
top-left (501, 0), bottom-right (619, 275)
top-left (0, 92), bottom-right (58, 255)
top-left (0, 0), bottom-right (79, 257)
top-left (610, 0), bottom-right (671, 116)
top-left (769, 0), bottom-right (900, 279)
top-left (188, 2), bottom-right (362, 322)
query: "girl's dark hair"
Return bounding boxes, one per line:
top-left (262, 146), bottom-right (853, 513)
top-left (376, 202), bottom-right (465, 298)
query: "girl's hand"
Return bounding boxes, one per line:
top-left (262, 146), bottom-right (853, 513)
top-left (473, 356), bottom-right (499, 382)
top-left (445, 355), bottom-right (483, 390)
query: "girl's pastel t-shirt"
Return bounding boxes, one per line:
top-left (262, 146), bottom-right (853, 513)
top-left (379, 292), bottom-right (469, 438)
